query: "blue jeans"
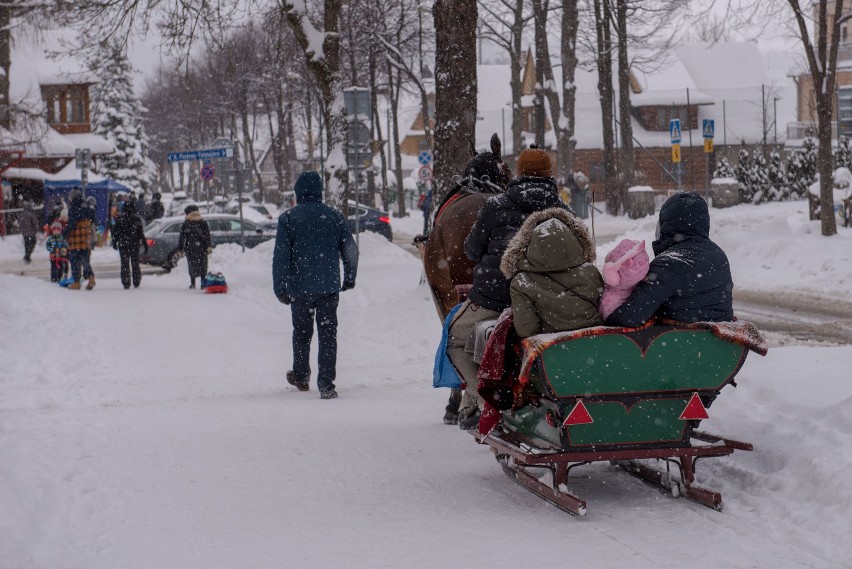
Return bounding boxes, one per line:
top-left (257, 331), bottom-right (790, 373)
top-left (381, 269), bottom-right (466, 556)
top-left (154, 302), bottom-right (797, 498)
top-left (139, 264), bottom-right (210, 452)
top-left (82, 249), bottom-right (94, 279)
top-left (68, 250), bottom-right (88, 282)
top-left (291, 293), bottom-right (339, 394)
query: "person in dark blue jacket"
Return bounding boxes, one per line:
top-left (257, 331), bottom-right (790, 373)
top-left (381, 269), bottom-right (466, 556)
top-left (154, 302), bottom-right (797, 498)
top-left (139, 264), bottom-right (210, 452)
top-left (272, 171), bottom-right (359, 399)
top-left (605, 191), bottom-right (734, 328)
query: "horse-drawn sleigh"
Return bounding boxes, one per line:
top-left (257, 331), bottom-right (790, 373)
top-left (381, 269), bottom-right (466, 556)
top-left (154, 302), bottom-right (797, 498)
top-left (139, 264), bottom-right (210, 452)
top-left (418, 136), bottom-right (767, 515)
top-left (473, 315), bottom-right (766, 515)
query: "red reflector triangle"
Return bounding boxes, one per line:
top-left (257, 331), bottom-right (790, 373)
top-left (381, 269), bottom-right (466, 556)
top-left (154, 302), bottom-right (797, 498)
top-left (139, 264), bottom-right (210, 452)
top-left (679, 393), bottom-right (709, 420)
top-left (563, 400), bottom-right (594, 426)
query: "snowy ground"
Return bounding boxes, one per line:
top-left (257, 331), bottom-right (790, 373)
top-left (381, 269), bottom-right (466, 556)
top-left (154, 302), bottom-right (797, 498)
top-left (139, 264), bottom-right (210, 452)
top-left (1, 201), bottom-right (851, 568)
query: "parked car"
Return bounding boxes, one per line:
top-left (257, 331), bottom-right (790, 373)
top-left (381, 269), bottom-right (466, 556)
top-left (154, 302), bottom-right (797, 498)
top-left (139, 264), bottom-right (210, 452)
top-left (259, 201), bottom-right (392, 241)
top-left (140, 214), bottom-right (275, 270)
top-left (347, 201), bottom-right (392, 241)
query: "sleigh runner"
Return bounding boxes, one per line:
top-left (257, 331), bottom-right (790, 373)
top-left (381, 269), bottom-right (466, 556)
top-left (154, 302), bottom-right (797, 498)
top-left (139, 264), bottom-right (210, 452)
top-left (474, 319), bottom-right (767, 515)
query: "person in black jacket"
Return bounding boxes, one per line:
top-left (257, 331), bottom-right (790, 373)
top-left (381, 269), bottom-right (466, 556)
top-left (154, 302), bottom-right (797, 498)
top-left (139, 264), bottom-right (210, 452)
top-left (605, 191), bottom-right (734, 328)
top-left (178, 205), bottom-right (212, 289)
top-left (447, 146), bottom-right (570, 429)
top-left (146, 192), bottom-right (165, 223)
top-left (272, 171), bottom-right (358, 400)
top-left (112, 200), bottom-right (148, 289)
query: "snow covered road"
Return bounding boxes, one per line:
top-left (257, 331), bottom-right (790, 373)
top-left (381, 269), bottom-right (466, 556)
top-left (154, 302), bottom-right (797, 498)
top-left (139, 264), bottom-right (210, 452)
top-left (2, 224), bottom-right (851, 568)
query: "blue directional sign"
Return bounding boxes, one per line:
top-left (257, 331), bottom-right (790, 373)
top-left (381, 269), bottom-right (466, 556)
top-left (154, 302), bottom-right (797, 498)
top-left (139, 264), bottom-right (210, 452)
top-left (167, 147), bottom-right (233, 163)
top-left (418, 150), bottom-right (432, 166)
top-left (702, 118), bottom-right (715, 139)
top-left (669, 119), bottom-right (682, 144)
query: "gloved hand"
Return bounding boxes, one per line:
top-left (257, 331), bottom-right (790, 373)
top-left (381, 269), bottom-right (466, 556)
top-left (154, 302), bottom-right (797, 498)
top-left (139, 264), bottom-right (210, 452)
top-left (277, 292), bottom-right (291, 305)
top-left (206, 247), bottom-right (214, 255)
top-left (341, 280), bottom-right (355, 291)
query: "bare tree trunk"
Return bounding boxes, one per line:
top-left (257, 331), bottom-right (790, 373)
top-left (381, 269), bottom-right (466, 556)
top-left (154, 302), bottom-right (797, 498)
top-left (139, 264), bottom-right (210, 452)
top-left (533, 0), bottom-right (547, 149)
top-left (616, 0), bottom-right (635, 195)
top-left (788, 0), bottom-right (840, 236)
top-left (0, 5), bottom-right (10, 130)
top-left (510, 0), bottom-right (524, 156)
top-left (282, 0), bottom-right (347, 207)
top-left (433, 0), bottom-right (478, 200)
top-left (533, 0), bottom-right (571, 185)
top-left (388, 61), bottom-right (406, 216)
top-left (369, 48), bottom-right (389, 210)
top-left (817, 99), bottom-right (837, 234)
top-left (561, 0), bottom-right (579, 179)
top-left (240, 104), bottom-right (265, 202)
top-left (594, 0), bottom-right (619, 215)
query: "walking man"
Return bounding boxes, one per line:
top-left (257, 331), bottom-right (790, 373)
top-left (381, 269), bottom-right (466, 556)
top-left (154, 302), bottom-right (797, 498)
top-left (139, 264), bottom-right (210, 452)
top-left (272, 171), bottom-right (359, 400)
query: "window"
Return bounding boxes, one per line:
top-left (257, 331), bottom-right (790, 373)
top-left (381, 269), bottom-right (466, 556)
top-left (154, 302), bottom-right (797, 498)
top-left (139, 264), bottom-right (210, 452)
top-left (839, 87), bottom-right (852, 137)
top-left (41, 84), bottom-right (89, 125)
top-left (164, 224), bottom-right (183, 234)
top-left (207, 220), bottom-right (229, 232)
top-left (655, 106), bottom-right (689, 132)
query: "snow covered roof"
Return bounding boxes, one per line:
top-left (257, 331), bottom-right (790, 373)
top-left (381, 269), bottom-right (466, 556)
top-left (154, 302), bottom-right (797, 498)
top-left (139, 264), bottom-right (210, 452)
top-left (62, 133), bottom-right (115, 155)
top-left (22, 126), bottom-right (77, 158)
top-left (632, 56), bottom-right (713, 106)
top-left (10, 28), bottom-right (95, 106)
top-left (2, 162), bottom-right (107, 183)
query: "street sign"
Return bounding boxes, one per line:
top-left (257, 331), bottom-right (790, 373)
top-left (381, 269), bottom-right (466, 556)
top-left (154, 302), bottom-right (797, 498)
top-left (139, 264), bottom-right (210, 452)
top-left (672, 144), bottom-right (682, 163)
top-left (418, 166), bottom-right (433, 182)
top-left (75, 148), bottom-right (92, 169)
top-left (200, 161), bottom-right (215, 181)
top-left (702, 119), bottom-right (715, 139)
top-left (704, 138), bottom-right (714, 154)
top-left (418, 150), bottom-right (432, 166)
top-left (344, 88), bottom-right (371, 121)
top-left (167, 147), bottom-right (233, 163)
top-left (669, 119), bottom-right (682, 144)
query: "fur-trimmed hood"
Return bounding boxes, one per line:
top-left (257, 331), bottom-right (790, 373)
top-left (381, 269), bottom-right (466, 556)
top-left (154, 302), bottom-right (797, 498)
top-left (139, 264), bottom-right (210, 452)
top-left (500, 208), bottom-right (596, 278)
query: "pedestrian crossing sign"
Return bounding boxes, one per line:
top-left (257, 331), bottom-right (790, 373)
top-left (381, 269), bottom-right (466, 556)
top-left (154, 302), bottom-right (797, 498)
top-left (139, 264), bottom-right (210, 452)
top-left (670, 119), bottom-right (682, 144)
top-left (702, 119), bottom-right (715, 139)
top-left (672, 143), bottom-right (682, 163)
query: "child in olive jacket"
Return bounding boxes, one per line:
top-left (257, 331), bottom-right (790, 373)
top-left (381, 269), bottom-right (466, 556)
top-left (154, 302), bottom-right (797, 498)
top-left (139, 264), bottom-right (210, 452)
top-left (500, 208), bottom-right (603, 338)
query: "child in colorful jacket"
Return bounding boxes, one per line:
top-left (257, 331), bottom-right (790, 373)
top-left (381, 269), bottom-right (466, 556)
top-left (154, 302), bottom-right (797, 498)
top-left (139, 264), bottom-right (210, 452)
top-left (45, 221), bottom-right (69, 283)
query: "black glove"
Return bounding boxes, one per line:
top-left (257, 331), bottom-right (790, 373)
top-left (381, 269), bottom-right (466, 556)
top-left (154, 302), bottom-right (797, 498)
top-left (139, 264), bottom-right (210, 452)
top-left (277, 293), bottom-right (291, 305)
top-left (341, 281), bottom-right (355, 291)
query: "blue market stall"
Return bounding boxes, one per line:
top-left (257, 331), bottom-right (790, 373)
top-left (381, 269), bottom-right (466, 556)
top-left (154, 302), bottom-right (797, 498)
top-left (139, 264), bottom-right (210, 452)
top-left (43, 179), bottom-right (131, 229)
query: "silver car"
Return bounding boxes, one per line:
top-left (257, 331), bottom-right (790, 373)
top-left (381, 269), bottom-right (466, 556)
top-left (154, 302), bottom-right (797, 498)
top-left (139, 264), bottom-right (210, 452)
top-left (139, 214), bottom-right (275, 271)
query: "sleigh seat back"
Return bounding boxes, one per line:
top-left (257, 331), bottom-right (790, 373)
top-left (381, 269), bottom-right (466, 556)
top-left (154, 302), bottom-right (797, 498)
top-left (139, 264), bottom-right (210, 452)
top-left (501, 324), bottom-right (755, 452)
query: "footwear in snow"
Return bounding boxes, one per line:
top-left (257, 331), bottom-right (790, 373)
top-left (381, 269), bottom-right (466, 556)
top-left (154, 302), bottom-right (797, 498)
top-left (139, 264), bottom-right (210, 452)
top-left (286, 370), bottom-right (310, 392)
top-left (85, 276), bottom-right (96, 290)
top-left (443, 410), bottom-right (459, 425)
top-left (320, 389), bottom-right (338, 400)
top-left (67, 281), bottom-right (81, 290)
top-left (458, 407), bottom-right (481, 431)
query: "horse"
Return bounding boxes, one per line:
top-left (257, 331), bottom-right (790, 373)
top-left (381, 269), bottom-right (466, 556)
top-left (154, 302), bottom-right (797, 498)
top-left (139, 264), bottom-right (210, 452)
top-left (419, 134), bottom-right (510, 320)
top-left (417, 135), bottom-right (510, 423)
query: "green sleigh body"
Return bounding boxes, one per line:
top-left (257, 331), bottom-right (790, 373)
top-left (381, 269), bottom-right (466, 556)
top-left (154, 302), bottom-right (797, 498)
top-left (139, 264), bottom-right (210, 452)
top-left (478, 322), bottom-right (765, 515)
